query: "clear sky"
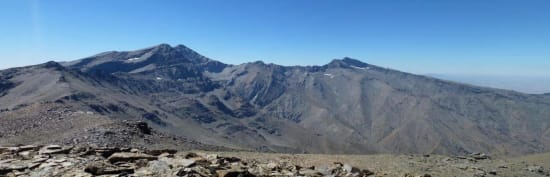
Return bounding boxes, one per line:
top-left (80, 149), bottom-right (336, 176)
top-left (1, 0), bottom-right (549, 77)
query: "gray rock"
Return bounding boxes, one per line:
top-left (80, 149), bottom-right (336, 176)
top-left (206, 153), bottom-right (219, 161)
top-left (0, 163), bottom-right (27, 175)
top-left (526, 165), bottom-right (544, 173)
top-left (107, 152), bottom-right (158, 163)
top-left (157, 156), bottom-right (196, 169)
top-left (39, 145), bottom-right (72, 155)
top-left (176, 166), bottom-right (212, 176)
top-left (299, 168), bottom-right (323, 176)
top-left (473, 169), bottom-right (486, 177)
top-left (179, 158), bottom-right (196, 167)
top-left (31, 155), bottom-right (49, 163)
top-left (314, 165), bottom-right (333, 176)
top-left (18, 151), bottom-right (35, 160)
top-left (144, 149), bottom-right (177, 156)
top-left (84, 161), bottom-right (134, 175)
top-left (0, 147), bottom-right (8, 154)
top-left (471, 152), bottom-right (490, 160)
top-left (93, 147), bottom-right (122, 157)
top-left (19, 145), bottom-right (40, 152)
top-left (215, 169), bottom-right (254, 177)
top-left (135, 160), bottom-right (171, 176)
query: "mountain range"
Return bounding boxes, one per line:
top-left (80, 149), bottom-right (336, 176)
top-left (1, 44), bottom-right (549, 156)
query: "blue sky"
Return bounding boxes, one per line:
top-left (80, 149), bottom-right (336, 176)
top-left (1, 0), bottom-right (549, 77)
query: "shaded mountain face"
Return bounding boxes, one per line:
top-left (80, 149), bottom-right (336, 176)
top-left (1, 44), bottom-right (550, 156)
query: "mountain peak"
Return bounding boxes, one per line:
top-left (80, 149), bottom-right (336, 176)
top-left (327, 57), bottom-right (370, 68)
top-left (149, 43), bottom-right (193, 51)
top-left (65, 43), bottom-right (219, 73)
top-left (144, 43), bottom-right (175, 54)
top-left (342, 57), bottom-right (369, 67)
top-left (146, 43), bottom-right (202, 58)
top-left (153, 43), bottom-right (172, 49)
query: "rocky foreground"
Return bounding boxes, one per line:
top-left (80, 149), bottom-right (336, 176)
top-left (1, 145), bottom-right (371, 177)
top-left (1, 145), bottom-right (549, 177)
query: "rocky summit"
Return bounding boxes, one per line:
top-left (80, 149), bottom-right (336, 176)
top-left (0, 144), bottom-right (549, 177)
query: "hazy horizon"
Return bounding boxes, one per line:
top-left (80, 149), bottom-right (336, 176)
top-left (428, 73), bottom-right (550, 94)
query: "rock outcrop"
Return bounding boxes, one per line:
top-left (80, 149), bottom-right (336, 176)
top-left (0, 145), bottom-right (377, 177)
top-left (1, 144), bottom-right (549, 177)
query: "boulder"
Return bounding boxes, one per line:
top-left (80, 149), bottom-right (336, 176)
top-left (144, 149), bottom-right (177, 156)
top-left (216, 169), bottom-right (256, 177)
top-left (185, 152), bottom-right (201, 158)
top-left (222, 156), bottom-right (241, 163)
top-left (84, 162), bottom-right (134, 175)
top-left (470, 152), bottom-right (490, 160)
top-left (526, 165), bottom-right (544, 173)
top-left (298, 168), bottom-right (323, 177)
top-left (206, 154), bottom-right (219, 161)
top-left (176, 166), bottom-right (212, 176)
top-left (18, 145), bottom-right (40, 152)
top-left (179, 158), bottom-right (197, 168)
top-left (135, 159), bottom-right (172, 176)
top-left (94, 147), bottom-right (122, 158)
top-left (362, 169), bottom-right (375, 176)
top-left (18, 151), bottom-right (35, 160)
top-left (107, 152), bottom-right (158, 163)
top-left (39, 145), bottom-right (72, 155)
top-left (157, 156), bottom-right (196, 168)
top-left (0, 147), bottom-right (20, 154)
top-left (31, 155), bottom-right (50, 163)
top-left (0, 147), bottom-right (8, 154)
top-left (188, 156), bottom-right (211, 167)
top-left (0, 163), bottom-right (27, 175)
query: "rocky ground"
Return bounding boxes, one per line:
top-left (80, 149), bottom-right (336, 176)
top-left (1, 144), bottom-right (549, 177)
top-left (0, 105), bottom-right (231, 152)
top-left (1, 145), bottom-right (373, 177)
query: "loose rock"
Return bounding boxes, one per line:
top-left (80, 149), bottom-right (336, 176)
top-left (107, 152), bottom-right (158, 163)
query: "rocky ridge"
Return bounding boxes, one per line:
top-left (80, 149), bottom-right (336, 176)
top-left (0, 145), bottom-right (375, 177)
top-left (1, 144), bottom-right (549, 177)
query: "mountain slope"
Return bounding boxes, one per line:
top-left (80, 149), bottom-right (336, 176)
top-left (210, 58), bottom-right (550, 155)
top-left (1, 44), bottom-right (549, 156)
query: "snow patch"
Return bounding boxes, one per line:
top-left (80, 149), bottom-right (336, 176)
top-left (156, 77), bottom-right (163, 80)
top-left (127, 57), bottom-right (140, 61)
top-left (251, 94), bottom-right (259, 102)
top-left (351, 66), bottom-right (371, 70)
top-left (324, 73), bottom-right (335, 78)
